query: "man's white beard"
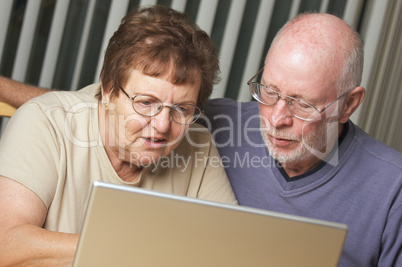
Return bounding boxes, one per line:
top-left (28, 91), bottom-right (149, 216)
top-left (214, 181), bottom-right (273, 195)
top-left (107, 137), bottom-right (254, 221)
top-left (260, 118), bottom-right (337, 164)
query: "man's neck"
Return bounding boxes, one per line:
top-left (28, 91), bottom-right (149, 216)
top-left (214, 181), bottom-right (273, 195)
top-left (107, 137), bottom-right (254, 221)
top-left (280, 156), bottom-right (322, 178)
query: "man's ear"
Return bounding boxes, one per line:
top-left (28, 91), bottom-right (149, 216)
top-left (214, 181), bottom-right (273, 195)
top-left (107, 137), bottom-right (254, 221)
top-left (339, 86), bottom-right (365, 123)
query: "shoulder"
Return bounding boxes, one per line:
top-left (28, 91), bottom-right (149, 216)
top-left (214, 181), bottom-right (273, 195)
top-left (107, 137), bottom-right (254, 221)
top-left (350, 122), bottom-right (402, 169)
top-left (199, 98), bottom-right (259, 129)
top-left (178, 123), bottom-right (214, 148)
top-left (22, 83), bottom-right (100, 115)
top-left (204, 98), bottom-right (259, 114)
top-left (171, 123), bottom-right (220, 158)
top-left (8, 84), bottom-right (100, 136)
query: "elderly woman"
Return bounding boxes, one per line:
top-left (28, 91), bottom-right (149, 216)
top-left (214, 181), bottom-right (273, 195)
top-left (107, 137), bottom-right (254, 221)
top-left (0, 5), bottom-right (236, 266)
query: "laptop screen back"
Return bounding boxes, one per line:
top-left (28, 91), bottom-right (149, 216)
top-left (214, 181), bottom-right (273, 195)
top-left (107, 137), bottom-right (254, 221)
top-left (73, 181), bottom-right (348, 267)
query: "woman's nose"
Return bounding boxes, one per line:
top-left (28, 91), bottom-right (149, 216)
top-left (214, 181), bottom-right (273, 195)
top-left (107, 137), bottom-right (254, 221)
top-left (151, 107), bottom-right (172, 133)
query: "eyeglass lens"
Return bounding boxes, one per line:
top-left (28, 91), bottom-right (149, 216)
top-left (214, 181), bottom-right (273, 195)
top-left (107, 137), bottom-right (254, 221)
top-left (250, 83), bottom-right (317, 121)
top-left (132, 95), bottom-right (200, 125)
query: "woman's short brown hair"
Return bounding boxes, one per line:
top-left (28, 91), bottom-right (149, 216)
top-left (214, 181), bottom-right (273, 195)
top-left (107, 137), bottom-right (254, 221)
top-left (99, 5), bottom-right (220, 107)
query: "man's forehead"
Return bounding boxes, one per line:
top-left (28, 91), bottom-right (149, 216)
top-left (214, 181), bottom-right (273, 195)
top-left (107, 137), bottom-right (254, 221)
top-left (263, 57), bottom-right (339, 103)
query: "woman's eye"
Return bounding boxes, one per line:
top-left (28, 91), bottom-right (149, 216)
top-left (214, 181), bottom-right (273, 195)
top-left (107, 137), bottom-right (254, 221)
top-left (175, 105), bottom-right (190, 114)
top-left (140, 100), bottom-right (152, 106)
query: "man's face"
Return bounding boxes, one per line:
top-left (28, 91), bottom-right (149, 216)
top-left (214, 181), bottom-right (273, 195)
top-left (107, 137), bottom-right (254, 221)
top-left (259, 44), bottom-right (342, 166)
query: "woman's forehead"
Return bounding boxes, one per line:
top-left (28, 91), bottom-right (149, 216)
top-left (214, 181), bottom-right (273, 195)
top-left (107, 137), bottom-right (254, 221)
top-left (125, 69), bottom-right (200, 102)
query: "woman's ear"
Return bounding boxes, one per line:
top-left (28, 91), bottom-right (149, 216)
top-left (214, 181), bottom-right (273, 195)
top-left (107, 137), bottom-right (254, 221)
top-left (338, 86), bottom-right (365, 123)
top-left (100, 83), bottom-right (112, 109)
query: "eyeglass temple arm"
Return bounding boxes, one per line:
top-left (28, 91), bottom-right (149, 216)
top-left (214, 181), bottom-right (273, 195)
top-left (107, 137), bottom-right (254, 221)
top-left (247, 67), bottom-right (265, 84)
top-left (317, 90), bottom-right (351, 114)
top-left (119, 86), bottom-right (134, 100)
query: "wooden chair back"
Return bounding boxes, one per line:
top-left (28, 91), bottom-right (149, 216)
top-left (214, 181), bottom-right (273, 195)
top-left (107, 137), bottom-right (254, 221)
top-left (0, 102), bottom-right (17, 117)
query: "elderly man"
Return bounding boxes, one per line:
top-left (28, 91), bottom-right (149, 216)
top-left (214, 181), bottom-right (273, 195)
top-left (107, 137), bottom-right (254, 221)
top-left (200, 13), bottom-right (402, 266)
top-left (0, 12), bottom-right (401, 267)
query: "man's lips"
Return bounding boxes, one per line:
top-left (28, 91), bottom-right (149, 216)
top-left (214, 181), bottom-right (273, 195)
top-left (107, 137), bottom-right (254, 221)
top-left (268, 134), bottom-right (296, 147)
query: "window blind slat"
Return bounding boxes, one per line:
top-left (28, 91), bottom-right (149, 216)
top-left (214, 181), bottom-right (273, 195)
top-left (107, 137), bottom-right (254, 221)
top-left (196, 0), bottom-right (219, 35)
top-left (237, 0), bottom-right (275, 102)
top-left (171, 0), bottom-right (187, 12)
top-left (94, 0), bottom-right (131, 83)
top-left (0, 0), bottom-right (13, 63)
top-left (288, 0), bottom-right (301, 19)
top-left (319, 0), bottom-right (330, 12)
top-left (70, 0), bottom-right (97, 91)
top-left (212, 0), bottom-right (247, 99)
top-left (342, 0), bottom-right (365, 27)
top-left (39, 0), bottom-right (70, 88)
top-left (140, 0), bottom-right (158, 6)
top-left (12, 0), bottom-right (42, 82)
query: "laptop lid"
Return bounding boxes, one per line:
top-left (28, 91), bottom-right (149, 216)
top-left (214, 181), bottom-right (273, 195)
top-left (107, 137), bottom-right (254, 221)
top-left (73, 181), bottom-right (348, 267)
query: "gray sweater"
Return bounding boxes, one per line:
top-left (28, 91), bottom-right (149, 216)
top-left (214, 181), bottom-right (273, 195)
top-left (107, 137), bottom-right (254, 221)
top-left (200, 98), bottom-right (402, 267)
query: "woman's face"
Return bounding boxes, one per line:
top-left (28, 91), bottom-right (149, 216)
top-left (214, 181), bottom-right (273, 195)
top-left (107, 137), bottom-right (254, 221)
top-left (101, 69), bottom-right (200, 166)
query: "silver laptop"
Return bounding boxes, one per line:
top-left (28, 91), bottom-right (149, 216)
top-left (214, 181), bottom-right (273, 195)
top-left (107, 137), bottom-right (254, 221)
top-left (73, 181), bottom-right (348, 267)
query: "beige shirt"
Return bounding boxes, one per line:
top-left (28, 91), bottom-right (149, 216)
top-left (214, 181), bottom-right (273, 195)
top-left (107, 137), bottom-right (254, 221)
top-left (0, 84), bottom-right (237, 234)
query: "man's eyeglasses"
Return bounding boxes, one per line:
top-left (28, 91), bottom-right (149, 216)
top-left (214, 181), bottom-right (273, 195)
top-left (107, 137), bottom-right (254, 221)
top-left (119, 87), bottom-right (201, 125)
top-left (247, 68), bottom-right (351, 121)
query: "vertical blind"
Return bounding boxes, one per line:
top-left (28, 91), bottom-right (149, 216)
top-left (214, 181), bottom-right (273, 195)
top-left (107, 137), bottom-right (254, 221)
top-left (0, 0), bottom-right (401, 152)
top-left (0, 0), bottom-right (353, 98)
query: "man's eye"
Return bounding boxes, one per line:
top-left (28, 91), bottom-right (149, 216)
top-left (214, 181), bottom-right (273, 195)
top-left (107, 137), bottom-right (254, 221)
top-left (294, 101), bottom-right (312, 110)
top-left (263, 89), bottom-right (278, 97)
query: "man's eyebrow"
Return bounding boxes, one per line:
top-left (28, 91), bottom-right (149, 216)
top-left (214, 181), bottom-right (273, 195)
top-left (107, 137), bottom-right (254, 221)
top-left (260, 80), bottom-right (318, 104)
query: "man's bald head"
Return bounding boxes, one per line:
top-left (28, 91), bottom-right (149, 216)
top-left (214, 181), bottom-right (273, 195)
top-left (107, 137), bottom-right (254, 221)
top-left (267, 13), bottom-right (363, 95)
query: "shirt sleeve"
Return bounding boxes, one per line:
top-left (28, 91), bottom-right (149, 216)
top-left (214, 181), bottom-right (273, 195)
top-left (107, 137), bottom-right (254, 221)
top-left (0, 102), bottom-right (61, 207)
top-left (378, 201), bottom-right (402, 266)
top-left (182, 124), bottom-right (237, 205)
top-left (195, 140), bottom-right (238, 205)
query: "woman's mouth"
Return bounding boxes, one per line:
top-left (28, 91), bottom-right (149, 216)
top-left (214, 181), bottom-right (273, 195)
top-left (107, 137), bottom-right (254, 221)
top-left (143, 137), bottom-right (167, 148)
